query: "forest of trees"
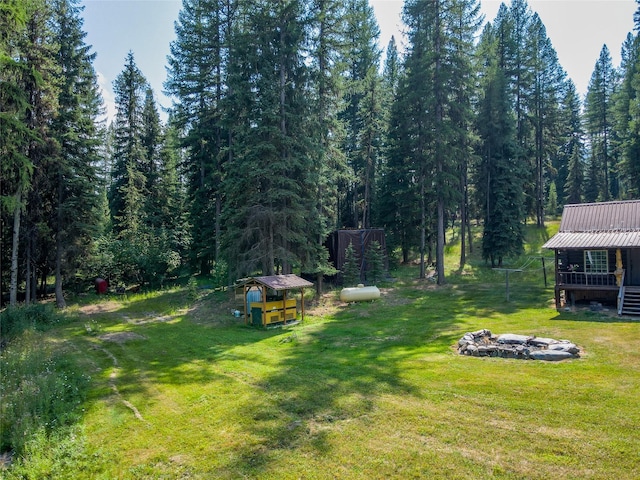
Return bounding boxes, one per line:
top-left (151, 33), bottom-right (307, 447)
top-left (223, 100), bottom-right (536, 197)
top-left (3, 0), bottom-right (640, 305)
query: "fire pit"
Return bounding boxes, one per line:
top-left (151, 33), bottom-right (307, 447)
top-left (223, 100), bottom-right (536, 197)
top-left (457, 329), bottom-right (580, 361)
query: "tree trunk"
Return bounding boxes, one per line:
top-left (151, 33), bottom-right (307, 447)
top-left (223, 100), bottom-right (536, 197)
top-left (459, 166), bottom-right (467, 268)
top-left (436, 197), bottom-right (446, 285)
top-left (10, 189), bottom-right (22, 306)
top-left (419, 170), bottom-right (426, 279)
top-left (56, 170), bottom-right (66, 308)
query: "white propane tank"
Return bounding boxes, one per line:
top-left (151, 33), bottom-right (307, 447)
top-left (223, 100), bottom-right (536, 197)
top-left (339, 284), bottom-right (380, 302)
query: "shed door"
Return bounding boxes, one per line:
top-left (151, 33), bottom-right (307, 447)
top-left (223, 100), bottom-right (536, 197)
top-left (628, 249), bottom-right (640, 286)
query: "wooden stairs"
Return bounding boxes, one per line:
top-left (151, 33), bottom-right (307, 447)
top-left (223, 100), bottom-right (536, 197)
top-left (618, 286), bottom-right (640, 316)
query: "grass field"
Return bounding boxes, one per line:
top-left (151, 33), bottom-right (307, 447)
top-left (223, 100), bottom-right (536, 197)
top-left (4, 223), bottom-right (640, 479)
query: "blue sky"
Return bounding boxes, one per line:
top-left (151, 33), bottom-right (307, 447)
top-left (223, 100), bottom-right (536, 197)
top-left (81, 0), bottom-right (637, 123)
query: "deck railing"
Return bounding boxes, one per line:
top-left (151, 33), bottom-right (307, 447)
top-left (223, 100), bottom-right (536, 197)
top-left (557, 271), bottom-right (618, 287)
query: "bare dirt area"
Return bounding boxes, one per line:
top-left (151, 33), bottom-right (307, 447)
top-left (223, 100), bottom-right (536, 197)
top-left (79, 300), bottom-right (122, 315)
top-left (98, 331), bottom-right (146, 344)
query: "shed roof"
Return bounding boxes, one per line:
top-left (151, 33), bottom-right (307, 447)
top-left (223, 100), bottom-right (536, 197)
top-left (240, 274), bottom-right (314, 291)
top-left (543, 200), bottom-right (640, 249)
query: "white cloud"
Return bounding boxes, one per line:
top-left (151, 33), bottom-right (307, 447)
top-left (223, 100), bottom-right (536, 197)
top-left (97, 71), bottom-right (116, 124)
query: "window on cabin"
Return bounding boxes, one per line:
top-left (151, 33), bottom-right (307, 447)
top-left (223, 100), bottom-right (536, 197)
top-left (584, 250), bottom-right (608, 274)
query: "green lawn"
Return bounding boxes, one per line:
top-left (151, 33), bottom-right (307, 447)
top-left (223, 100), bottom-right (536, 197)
top-left (5, 223), bottom-right (640, 479)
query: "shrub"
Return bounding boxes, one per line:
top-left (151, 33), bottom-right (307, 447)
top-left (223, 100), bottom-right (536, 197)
top-left (0, 330), bottom-right (91, 454)
top-left (364, 240), bottom-right (386, 284)
top-left (0, 303), bottom-right (60, 341)
top-left (342, 241), bottom-right (361, 286)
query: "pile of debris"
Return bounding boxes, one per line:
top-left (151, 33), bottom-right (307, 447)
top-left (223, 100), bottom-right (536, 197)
top-left (457, 329), bottom-right (580, 361)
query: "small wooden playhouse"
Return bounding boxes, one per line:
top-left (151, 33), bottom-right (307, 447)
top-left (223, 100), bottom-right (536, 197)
top-left (237, 274), bottom-right (313, 327)
top-left (543, 200), bottom-right (640, 315)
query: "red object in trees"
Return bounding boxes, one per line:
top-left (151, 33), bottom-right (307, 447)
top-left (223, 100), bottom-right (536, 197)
top-left (95, 278), bottom-right (108, 294)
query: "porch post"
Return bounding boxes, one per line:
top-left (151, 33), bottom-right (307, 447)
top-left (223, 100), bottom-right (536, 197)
top-left (615, 248), bottom-right (623, 286)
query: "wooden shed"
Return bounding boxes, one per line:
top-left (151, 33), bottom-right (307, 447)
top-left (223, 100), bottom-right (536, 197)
top-left (543, 200), bottom-right (640, 315)
top-left (238, 274), bottom-right (313, 327)
top-left (325, 229), bottom-right (388, 282)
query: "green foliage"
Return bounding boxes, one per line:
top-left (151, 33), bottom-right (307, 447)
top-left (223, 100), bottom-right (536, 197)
top-left (546, 182), bottom-right (558, 217)
top-left (2, 426), bottom-right (110, 479)
top-left (342, 241), bottom-right (360, 286)
top-left (584, 45), bottom-right (618, 201)
top-left (0, 330), bottom-right (90, 454)
top-left (186, 275), bottom-right (199, 300)
top-left (364, 239), bottom-right (385, 283)
top-left (0, 303), bottom-right (61, 340)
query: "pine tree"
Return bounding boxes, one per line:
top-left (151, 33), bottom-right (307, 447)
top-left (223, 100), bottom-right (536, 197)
top-left (110, 51), bottom-right (148, 234)
top-left (379, 37), bottom-right (421, 264)
top-left (564, 147), bottom-right (585, 205)
top-left (338, 0), bottom-right (382, 229)
top-left (19, 0), bottom-right (61, 303)
top-left (306, 0), bottom-right (349, 291)
top-left (380, 67), bottom-right (422, 265)
top-left (616, 32), bottom-right (640, 197)
top-left (556, 80), bottom-right (585, 206)
top-left (1, 0), bottom-right (31, 305)
top-left (342, 241), bottom-right (360, 286)
top-left (494, 0), bottom-right (536, 219)
top-left (49, 0), bottom-right (103, 307)
top-left (477, 48), bottom-right (524, 267)
top-left (364, 239), bottom-right (385, 283)
top-left (165, 0), bottom-right (236, 273)
top-left (401, 0), bottom-right (482, 283)
top-left (584, 45), bottom-right (618, 201)
top-left (526, 14), bottom-right (566, 226)
top-left (223, 0), bottom-right (321, 277)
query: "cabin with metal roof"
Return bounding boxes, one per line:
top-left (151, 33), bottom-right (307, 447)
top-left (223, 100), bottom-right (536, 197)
top-left (542, 200), bottom-right (640, 315)
top-left (236, 274), bottom-right (313, 327)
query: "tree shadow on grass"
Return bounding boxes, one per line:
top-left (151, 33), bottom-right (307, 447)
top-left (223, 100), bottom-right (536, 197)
top-left (74, 276), bottom-right (556, 476)
top-left (222, 289), bottom-right (467, 476)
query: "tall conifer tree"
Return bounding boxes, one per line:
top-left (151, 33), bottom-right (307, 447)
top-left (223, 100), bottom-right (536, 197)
top-left (223, 0), bottom-right (321, 276)
top-left (50, 0), bottom-right (103, 307)
top-left (584, 45), bottom-right (618, 201)
top-left (165, 0), bottom-right (236, 273)
top-left (401, 0), bottom-right (481, 282)
top-left (339, 0), bottom-right (381, 229)
top-left (110, 52), bottom-right (148, 234)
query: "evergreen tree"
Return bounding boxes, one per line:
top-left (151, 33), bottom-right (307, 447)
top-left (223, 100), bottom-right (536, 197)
top-left (19, 0), bottom-right (60, 303)
top-left (401, 0), bottom-right (481, 283)
top-left (338, 0), bottom-right (381, 229)
top-left (364, 239), bottom-right (385, 283)
top-left (546, 181), bottom-right (558, 217)
top-left (165, 0), bottom-right (236, 273)
top-left (307, 0), bottom-right (349, 291)
top-left (380, 67), bottom-right (422, 265)
top-left (526, 14), bottom-right (566, 226)
top-left (477, 54), bottom-right (524, 267)
top-left (379, 37), bottom-right (422, 264)
top-left (109, 51), bottom-right (148, 234)
top-left (564, 147), bottom-right (585, 205)
top-left (223, 0), bottom-right (321, 277)
top-left (0, 0), bottom-right (31, 305)
top-left (495, 0), bottom-right (534, 213)
top-left (342, 241), bottom-right (360, 286)
top-left (616, 32), bottom-right (640, 197)
top-left (50, 0), bottom-right (103, 307)
top-left (556, 80), bottom-right (585, 206)
top-left (584, 45), bottom-right (618, 201)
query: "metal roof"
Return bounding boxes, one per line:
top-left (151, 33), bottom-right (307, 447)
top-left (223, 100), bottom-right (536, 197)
top-left (241, 274), bottom-right (314, 291)
top-left (543, 200), bottom-right (640, 249)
